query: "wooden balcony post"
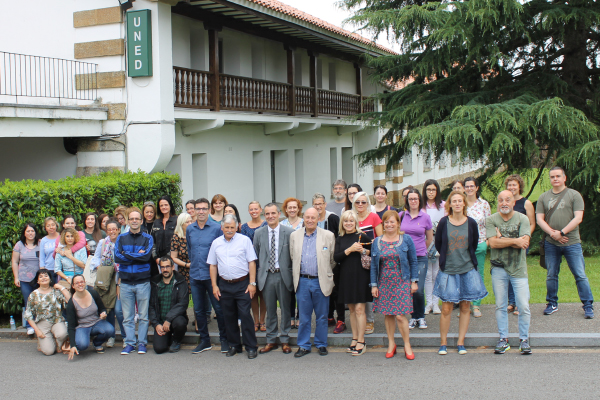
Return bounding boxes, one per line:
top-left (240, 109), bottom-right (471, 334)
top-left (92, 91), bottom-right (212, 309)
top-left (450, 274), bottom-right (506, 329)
top-left (285, 44), bottom-right (296, 116)
top-left (355, 63), bottom-right (363, 114)
top-left (207, 26), bottom-right (221, 111)
top-left (308, 50), bottom-right (318, 117)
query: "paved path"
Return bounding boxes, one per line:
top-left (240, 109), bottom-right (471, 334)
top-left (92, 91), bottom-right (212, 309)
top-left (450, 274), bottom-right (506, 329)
top-left (0, 339), bottom-right (597, 399)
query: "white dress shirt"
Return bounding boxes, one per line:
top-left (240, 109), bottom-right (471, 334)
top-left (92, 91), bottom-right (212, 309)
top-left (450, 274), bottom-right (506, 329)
top-left (207, 233), bottom-right (257, 280)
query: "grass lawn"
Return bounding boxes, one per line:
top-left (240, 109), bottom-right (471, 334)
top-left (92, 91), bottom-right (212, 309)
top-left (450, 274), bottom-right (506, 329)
top-left (480, 254), bottom-right (600, 305)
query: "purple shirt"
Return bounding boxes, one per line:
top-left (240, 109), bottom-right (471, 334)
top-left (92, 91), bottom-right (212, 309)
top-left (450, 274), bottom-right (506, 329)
top-left (400, 210), bottom-right (433, 256)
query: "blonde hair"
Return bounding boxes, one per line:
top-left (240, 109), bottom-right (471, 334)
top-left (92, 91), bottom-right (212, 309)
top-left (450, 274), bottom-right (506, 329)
top-left (339, 210), bottom-right (362, 236)
top-left (445, 191), bottom-right (468, 217)
top-left (248, 200), bottom-right (262, 209)
top-left (114, 205), bottom-right (128, 223)
top-left (44, 217), bottom-right (58, 232)
top-left (60, 228), bottom-right (79, 246)
top-left (351, 191), bottom-right (372, 212)
top-left (174, 212), bottom-right (192, 237)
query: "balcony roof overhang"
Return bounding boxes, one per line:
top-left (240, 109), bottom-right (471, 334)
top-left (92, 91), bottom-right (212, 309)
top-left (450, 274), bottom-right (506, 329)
top-left (174, 0), bottom-right (395, 64)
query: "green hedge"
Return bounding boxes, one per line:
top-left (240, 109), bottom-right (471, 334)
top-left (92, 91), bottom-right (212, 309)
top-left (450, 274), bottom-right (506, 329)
top-left (0, 171), bottom-right (182, 314)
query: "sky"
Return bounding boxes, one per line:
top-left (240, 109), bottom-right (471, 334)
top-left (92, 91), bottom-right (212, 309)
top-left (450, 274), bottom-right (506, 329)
top-left (278, 0), bottom-right (399, 52)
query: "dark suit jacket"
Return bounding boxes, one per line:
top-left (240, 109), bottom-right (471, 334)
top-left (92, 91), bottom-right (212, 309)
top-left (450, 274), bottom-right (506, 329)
top-left (253, 223), bottom-right (294, 292)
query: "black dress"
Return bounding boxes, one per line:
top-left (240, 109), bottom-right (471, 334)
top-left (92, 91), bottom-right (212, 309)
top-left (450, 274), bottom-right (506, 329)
top-left (334, 232), bottom-right (373, 304)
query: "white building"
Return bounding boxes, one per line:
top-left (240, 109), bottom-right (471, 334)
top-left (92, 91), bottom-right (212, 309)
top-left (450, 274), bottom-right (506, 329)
top-left (0, 0), bottom-right (478, 207)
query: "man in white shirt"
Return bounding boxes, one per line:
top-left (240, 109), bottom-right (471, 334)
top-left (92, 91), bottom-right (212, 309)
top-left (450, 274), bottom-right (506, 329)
top-left (208, 215), bottom-right (258, 359)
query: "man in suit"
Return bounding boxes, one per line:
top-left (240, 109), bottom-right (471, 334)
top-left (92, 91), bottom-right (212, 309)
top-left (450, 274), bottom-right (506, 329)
top-left (290, 208), bottom-right (336, 357)
top-left (254, 203), bottom-right (294, 354)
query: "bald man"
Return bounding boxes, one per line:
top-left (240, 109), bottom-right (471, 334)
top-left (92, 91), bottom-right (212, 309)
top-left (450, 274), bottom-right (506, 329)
top-left (486, 190), bottom-right (532, 355)
top-left (290, 208), bottom-right (336, 357)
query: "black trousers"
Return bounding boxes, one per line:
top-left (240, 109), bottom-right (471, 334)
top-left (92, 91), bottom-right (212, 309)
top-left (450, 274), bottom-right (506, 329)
top-left (153, 315), bottom-right (187, 354)
top-left (218, 278), bottom-right (257, 352)
top-left (328, 265), bottom-right (345, 322)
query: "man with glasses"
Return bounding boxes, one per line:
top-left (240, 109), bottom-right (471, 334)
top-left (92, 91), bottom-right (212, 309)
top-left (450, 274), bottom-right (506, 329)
top-left (326, 179), bottom-right (347, 217)
top-left (115, 208), bottom-right (154, 355)
top-left (186, 197), bottom-right (228, 354)
top-left (148, 257), bottom-right (189, 354)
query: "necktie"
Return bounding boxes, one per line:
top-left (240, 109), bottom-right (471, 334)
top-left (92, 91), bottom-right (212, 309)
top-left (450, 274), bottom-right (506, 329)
top-left (269, 229), bottom-right (277, 273)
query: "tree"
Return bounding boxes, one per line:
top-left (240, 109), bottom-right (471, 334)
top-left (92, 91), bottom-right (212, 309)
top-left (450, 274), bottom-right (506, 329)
top-left (343, 0), bottom-right (600, 243)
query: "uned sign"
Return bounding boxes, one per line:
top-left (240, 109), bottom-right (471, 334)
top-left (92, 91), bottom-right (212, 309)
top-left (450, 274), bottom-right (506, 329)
top-left (127, 10), bottom-right (152, 77)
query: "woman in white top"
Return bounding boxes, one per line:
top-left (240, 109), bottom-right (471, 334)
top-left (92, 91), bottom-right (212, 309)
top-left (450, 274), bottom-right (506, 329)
top-left (422, 179), bottom-right (446, 315)
top-left (464, 177), bottom-right (491, 318)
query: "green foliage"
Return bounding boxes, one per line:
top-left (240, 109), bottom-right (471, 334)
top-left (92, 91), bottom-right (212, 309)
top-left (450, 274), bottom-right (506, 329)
top-left (0, 171), bottom-right (182, 314)
top-left (343, 0), bottom-right (600, 243)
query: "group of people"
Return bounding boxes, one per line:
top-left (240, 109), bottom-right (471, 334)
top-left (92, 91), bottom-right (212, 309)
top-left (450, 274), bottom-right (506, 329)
top-left (11, 166), bottom-right (594, 360)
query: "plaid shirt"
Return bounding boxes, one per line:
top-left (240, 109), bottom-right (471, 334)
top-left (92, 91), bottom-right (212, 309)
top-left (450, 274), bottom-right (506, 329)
top-left (157, 279), bottom-right (174, 322)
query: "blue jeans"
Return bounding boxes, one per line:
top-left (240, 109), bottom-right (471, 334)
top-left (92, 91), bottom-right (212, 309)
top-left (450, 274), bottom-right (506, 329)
top-left (491, 267), bottom-right (531, 340)
top-left (545, 242), bottom-right (593, 307)
top-left (107, 298), bottom-right (125, 339)
top-left (74, 319), bottom-right (115, 351)
top-left (120, 281), bottom-right (151, 347)
top-left (20, 280), bottom-right (35, 329)
top-left (411, 256), bottom-right (428, 319)
top-left (191, 278), bottom-right (227, 343)
top-left (296, 277), bottom-right (329, 350)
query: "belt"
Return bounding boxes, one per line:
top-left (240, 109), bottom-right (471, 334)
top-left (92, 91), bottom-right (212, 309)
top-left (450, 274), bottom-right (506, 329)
top-left (222, 274), bottom-right (249, 283)
top-left (300, 274), bottom-right (318, 279)
top-left (269, 269), bottom-right (280, 273)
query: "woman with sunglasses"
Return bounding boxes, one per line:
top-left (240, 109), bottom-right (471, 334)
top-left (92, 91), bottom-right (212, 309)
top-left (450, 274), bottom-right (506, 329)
top-left (464, 177), bottom-right (491, 318)
top-left (66, 274), bottom-right (115, 360)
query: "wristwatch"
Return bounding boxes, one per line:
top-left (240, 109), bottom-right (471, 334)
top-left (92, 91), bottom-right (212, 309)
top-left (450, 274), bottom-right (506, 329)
top-left (249, 282), bottom-right (257, 286)
top-left (560, 230), bottom-right (566, 236)
top-left (362, 249), bottom-right (367, 255)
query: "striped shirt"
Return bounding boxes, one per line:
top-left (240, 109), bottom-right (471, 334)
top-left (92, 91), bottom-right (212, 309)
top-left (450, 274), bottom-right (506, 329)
top-left (299, 230), bottom-right (318, 276)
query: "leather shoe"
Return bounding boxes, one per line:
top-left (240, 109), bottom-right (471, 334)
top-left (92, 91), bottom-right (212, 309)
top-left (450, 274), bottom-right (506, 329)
top-left (317, 347), bottom-right (328, 356)
top-left (259, 343), bottom-right (278, 354)
top-left (294, 348), bottom-right (310, 358)
top-left (282, 343), bottom-right (292, 354)
top-left (226, 348), bottom-right (242, 357)
top-left (247, 349), bottom-right (258, 359)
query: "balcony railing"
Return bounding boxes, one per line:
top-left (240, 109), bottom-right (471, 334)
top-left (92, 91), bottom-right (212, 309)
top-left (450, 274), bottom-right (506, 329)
top-left (173, 66), bottom-right (374, 117)
top-left (0, 51), bottom-right (97, 101)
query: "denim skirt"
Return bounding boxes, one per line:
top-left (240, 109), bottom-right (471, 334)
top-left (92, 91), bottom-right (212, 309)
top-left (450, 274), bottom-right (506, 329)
top-left (433, 267), bottom-right (488, 303)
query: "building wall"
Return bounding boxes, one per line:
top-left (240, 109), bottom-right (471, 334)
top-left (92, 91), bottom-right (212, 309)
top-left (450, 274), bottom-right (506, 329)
top-left (166, 122), bottom-right (354, 209)
top-left (0, 138), bottom-right (77, 181)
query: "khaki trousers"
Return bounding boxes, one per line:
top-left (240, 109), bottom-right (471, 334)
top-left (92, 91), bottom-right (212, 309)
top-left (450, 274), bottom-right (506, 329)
top-left (36, 320), bottom-right (67, 356)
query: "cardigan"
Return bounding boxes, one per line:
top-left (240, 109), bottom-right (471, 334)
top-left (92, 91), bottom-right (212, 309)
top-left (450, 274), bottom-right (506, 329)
top-left (435, 216), bottom-right (479, 272)
top-left (66, 288), bottom-right (107, 350)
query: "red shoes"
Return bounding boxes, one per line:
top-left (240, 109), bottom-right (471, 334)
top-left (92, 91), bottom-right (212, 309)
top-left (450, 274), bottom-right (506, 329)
top-left (405, 349), bottom-right (415, 360)
top-left (385, 345), bottom-right (397, 358)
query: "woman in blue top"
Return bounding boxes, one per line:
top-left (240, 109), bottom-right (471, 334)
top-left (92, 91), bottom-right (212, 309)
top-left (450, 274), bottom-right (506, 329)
top-left (39, 217), bottom-right (60, 283)
top-left (55, 228), bottom-right (88, 286)
top-left (371, 211), bottom-right (419, 360)
top-left (241, 201), bottom-right (267, 331)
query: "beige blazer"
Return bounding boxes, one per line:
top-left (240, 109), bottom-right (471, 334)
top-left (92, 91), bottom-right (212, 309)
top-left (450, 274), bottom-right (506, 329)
top-left (290, 226), bottom-right (336, 296)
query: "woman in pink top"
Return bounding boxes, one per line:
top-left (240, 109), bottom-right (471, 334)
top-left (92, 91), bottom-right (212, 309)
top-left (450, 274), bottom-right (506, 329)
top-left (54, 215), bottom-right (86, 257)
top-left (422, 179), bottom-right (446, 315)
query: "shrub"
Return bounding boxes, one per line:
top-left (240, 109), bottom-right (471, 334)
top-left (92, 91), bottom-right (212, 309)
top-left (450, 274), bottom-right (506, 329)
top-left (0, 171), bottom-right (182, 314)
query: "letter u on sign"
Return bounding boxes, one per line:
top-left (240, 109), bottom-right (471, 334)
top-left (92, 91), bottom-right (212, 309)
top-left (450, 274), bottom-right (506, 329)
top-left (134, 17), bottom-right (141, 27)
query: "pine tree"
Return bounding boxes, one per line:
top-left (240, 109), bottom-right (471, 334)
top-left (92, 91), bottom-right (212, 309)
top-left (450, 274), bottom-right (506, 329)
top-left (344, 0), bottom-right (600, 242)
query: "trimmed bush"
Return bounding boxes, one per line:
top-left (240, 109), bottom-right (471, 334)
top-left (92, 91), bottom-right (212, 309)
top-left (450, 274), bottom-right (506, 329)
top-left (0, 171), bottom-right (182, 314)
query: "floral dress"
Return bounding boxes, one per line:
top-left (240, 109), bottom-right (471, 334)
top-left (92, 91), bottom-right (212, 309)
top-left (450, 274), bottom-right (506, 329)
top-left (170, 234), bottom-right (190, 292)
top-left (467, 198), bottom-right (491, 244)
top-left (373, 240), bottom-right (413, 315)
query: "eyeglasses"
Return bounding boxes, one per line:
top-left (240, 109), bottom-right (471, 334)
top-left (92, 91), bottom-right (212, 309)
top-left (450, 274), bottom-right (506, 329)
top-left (195, 207), bottom-right (209, 212)
top-left (464, 185), bottom-right (476, 189)
top-left (129, 217), bottom-right (141, 221)
top-left (143, 201), bottom-right (155, 206)
top-left (426, 188), bottom-right (437, 192)
top-left (160, 265), bottom-right (173, 270)
top-left (355, 201), bottom-right (368, 205)
top-left (313, 203), bottom-right (325, 206)
top-left (408, 198), bottom-right (419, 202)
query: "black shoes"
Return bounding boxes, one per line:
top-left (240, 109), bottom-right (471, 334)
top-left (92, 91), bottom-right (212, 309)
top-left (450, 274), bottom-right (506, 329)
top-left (317, 347), bottom-right (328, 356)
top-left (226, 347), bottom-right (243, 357)
top-left (294, 348), bottom-right (311, 358)
top-left (247, 349), bottom-right (258, 359)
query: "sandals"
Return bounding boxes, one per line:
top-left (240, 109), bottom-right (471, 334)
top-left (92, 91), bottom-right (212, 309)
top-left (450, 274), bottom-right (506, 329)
top-left (260, 323), bottom-right (267, 332)
top-left (472, 306), bottom-right (482, 318)
top-left (507, 304), bottom-right (515, 313)
top-left (351, 342), bottom-right (366, 356)
top-left (346, 338), bottom-right (358, 353)
top-left (95, 346), bottom-right (105, 354)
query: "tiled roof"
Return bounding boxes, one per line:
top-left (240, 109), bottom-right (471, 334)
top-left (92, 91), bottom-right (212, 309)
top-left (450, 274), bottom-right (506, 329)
top-left (246, 0), bottom-right (397, 55)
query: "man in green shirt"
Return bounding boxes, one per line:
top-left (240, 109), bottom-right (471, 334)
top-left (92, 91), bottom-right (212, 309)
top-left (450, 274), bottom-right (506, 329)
top-left (487, 190), bottom-right (532, 355)
top-left (148, 257), bottom-right (189, 354)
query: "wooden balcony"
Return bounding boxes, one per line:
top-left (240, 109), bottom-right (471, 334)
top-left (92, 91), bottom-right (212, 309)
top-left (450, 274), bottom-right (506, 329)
top-left (173, 66), bottom-right (374, 117)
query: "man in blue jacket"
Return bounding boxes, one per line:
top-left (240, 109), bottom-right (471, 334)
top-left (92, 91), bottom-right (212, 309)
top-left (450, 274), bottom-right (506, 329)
top-left (115, 207), bottom-right (154, 355)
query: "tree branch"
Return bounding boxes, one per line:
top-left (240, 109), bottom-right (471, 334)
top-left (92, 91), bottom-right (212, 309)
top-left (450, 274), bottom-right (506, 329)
top-left (526, 149), bottom-right (552, 199)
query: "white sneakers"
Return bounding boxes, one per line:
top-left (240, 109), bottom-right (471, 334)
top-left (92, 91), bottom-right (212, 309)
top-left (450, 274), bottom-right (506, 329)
top-left (432, 304), bottom-right (441, 314)
top-left (424, 304), bottom-right (433, 315)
